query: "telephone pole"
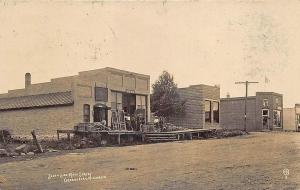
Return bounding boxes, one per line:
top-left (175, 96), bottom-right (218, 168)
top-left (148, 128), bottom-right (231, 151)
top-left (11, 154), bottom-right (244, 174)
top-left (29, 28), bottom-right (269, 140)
top-left (235, 81), bottom-right (259, 132)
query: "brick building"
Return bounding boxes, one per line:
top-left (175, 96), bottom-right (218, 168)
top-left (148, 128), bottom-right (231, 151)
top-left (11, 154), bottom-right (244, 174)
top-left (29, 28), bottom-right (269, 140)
top-left (220, 92), bottom-right (283, 131)
top-left (0, 67), bottom-right (150, 137)
top-left (168, 84), bottom-right (220, 129)
top-left (283, 104), bottom-right (300, 131)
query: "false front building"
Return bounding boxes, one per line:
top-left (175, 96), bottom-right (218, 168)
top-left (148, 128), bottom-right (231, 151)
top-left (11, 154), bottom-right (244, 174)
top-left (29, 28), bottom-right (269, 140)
top-left (220, 92), bottom-right (283, 131)
top-left (0, 67), bottom-right (150, 137)
top-left (168, 84), bottom-right (220, 129)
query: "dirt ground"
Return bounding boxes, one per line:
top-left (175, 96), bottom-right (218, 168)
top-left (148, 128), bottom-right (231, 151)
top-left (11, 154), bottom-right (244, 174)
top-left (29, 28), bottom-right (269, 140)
top-left (0, 132), bottom-right (299, 190)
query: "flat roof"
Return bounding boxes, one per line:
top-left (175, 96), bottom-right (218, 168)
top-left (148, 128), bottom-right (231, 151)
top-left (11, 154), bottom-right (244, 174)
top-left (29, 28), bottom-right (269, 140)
top-left (221, 96), bottom-right (256, 101)
top-left (179, 84), bottom-right (220, 89)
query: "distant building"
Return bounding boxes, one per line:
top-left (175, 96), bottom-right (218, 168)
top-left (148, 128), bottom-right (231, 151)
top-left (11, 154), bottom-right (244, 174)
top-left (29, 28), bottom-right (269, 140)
top-left (220, 92), bottom-right (283, 131)
top-left (283, 104), bottom-right (300, 132)
top-left (168, 84), bottom-right (220, 129)
top-left (0, 67), bottom-right (150, 137)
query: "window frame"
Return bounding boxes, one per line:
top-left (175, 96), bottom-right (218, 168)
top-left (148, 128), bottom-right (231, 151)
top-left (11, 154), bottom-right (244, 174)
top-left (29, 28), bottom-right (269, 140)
top-left (205, 100), bottom-right (212, 123)
top-left (83, 104), bottom-right (90, 122)
top-left (95, 87), bottom-right (108, 102)
top-left (111, 91), bottom-right (123, 111)
top-left (263, 99), bottom-right (269, 107)
top-left (262, 109), bottom-right (269, 117)
top-left (273, 110), bottom-right (282, 128)
top-left (212, 101), bottom-right (219, 123)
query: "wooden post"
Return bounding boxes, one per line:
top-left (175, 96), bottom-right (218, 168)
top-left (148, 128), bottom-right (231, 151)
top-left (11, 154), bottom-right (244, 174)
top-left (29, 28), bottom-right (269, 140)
top-left (31, 130), bottom-right (44, 153)
top-left (118, 134), bottom-right (121, 145)
top-left (67, 132), bottom-right (71, 146)
top-left (57, 131), bottom-right (60, 140)
top-left (142, 134), bottom-right (145, 142)
top-left (1, 130), bottom-right (6, 144)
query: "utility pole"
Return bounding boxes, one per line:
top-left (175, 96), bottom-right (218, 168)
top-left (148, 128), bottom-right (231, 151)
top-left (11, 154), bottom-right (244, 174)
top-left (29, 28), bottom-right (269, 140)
top-left (235, 81), bottom-right (259, 132)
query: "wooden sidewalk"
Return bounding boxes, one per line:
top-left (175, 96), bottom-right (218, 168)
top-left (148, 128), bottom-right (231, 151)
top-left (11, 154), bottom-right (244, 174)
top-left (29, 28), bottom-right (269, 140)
top-left (57, 128), bottom-right (219, 145)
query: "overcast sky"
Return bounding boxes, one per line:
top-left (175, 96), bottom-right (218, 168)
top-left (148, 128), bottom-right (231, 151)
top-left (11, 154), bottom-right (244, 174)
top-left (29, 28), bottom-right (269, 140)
top-left (0, 0), bottom-right (299, 107)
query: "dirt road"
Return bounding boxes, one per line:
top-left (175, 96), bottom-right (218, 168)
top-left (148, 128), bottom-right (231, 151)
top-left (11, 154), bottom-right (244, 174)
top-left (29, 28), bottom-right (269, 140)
top-left (0, 132), bottom-right (299, 190)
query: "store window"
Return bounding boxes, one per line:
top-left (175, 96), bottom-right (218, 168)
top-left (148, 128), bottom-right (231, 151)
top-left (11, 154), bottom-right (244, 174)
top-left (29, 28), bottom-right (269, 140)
top-left (83, 104), bottom-right (90, 122)
top-left (136, 95), bottom-right (146, 110)
top-left (212, 102), bottom-right (219, 123)
top-left (205, 100), bottom-right (211, 123)
top-left (111, 91), bottom-right (123, 110)
top-left (273, 110), bottom-right (282, 128)
top-left (297, 115), bottom-right (300, 127)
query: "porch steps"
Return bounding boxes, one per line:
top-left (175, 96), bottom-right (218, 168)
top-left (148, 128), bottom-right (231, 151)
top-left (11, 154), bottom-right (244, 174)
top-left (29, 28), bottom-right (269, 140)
top-left (144, 133), bottom-right (178, 142)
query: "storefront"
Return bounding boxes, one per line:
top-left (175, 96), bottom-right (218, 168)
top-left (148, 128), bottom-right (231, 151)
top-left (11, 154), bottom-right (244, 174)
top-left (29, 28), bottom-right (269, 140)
top-left (220, 92), bottom-right (283, 131)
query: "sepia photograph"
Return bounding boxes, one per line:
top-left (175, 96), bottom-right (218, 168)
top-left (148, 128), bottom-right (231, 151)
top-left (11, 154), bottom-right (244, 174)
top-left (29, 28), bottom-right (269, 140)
top-left (0, 0), bottom-right (299, 189)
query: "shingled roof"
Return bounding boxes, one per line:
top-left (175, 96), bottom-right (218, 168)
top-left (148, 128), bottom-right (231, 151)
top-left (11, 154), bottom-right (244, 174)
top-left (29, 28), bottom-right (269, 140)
top-left (0, 91), bottom-right (73, 111)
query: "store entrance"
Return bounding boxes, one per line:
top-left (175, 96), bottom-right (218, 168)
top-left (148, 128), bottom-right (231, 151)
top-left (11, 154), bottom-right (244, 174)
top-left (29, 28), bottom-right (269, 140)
top-left (93, 104), bottom-right (108, 126)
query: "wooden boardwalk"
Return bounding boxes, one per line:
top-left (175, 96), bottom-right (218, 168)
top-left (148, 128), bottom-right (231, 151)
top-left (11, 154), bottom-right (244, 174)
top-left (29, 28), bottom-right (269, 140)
top-left (57, 128), bottom-right (219, 144)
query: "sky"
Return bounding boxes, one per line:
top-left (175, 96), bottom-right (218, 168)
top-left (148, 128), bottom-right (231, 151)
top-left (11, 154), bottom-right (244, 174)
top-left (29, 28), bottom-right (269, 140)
top-left (0, 0), bottom-right (299, 107)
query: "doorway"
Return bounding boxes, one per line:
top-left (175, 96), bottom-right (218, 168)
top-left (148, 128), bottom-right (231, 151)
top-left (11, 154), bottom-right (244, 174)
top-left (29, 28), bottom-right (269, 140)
top-left (93, 104), bottom-right (108, 126)
top-left (262, 109), bottom-right (269, 130)
top-left (296, 114), bottom-right (300, 131)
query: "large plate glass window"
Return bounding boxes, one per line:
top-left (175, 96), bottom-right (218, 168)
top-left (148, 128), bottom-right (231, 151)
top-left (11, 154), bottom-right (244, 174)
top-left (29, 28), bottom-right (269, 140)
top-left (205, 100), bottom-right (211, 123)
top-left (111, 91), bottom-right (123, 110)
top-left (212, 101), bottom-right (219, 123)
top-left (273, 110), bottom-right (282, 128)
top-left (136, 95), bottom-right (146, 110)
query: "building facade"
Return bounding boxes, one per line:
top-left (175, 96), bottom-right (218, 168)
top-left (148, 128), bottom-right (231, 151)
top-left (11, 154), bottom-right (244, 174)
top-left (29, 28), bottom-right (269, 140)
top-left (220, 92), bottom-right (283, 131)
top-left (168, 84), bottom-right (220, 129)
top-left (0, 67), bottom-right (150, 137)
top-left (283, 104), bottom-right (300, 131)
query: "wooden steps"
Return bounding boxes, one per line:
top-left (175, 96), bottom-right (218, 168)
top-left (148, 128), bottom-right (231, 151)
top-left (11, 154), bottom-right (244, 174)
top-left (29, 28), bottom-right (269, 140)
top-left (145, 133), bottom-right (178, 142)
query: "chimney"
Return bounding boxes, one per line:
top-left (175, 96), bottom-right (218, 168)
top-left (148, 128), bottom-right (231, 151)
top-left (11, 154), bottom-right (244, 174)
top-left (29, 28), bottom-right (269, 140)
top-left (25, 73), bottom-right (31, 88)
top-left (226, 92), bottom-right (230, 98)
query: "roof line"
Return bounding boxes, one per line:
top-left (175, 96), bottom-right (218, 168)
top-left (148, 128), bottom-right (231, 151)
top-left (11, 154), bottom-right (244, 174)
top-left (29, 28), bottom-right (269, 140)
top-left (0, 91), bottom-right (72, 100)
top-left (0, 103), bottom-right (74, 112)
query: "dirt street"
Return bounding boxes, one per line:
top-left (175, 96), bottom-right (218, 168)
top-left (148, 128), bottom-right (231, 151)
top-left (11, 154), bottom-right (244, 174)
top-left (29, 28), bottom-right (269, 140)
top-left (0, 132), bottom-right (299, 190)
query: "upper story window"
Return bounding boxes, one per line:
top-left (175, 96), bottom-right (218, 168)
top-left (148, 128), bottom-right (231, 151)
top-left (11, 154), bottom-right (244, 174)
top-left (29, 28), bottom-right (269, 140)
top-left (95, 87), bottom-right (108, 102)
top-left (275, 98), bottom-right (279, 104)
top-left (111, 91), bottom-right (122, 110)
top-left (83, 104), bottom-right (90, 122)
top-left (263, 99), bottom-right (269, 107)
top-left (205, 100), bottom-right (211, 123)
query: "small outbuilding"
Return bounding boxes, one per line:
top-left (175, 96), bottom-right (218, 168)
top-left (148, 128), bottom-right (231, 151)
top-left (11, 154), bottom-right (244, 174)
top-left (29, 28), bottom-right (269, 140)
top-left (283, 104), bottom-right (300, 132)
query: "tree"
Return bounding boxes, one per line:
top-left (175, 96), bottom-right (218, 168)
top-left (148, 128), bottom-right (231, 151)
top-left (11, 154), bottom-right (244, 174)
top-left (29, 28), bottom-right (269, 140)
top-left (151, 71), bottom-right (185, 118)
